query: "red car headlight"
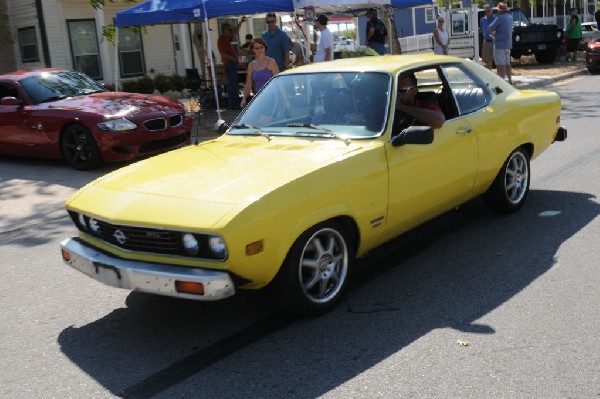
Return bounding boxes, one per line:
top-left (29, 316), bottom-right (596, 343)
top-left (97, 118), bottom-right (137, 132)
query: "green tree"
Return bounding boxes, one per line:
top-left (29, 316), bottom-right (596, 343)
top-left (88, 0), bottom-right (140, 43)
top-left (88, 0), bottom-right (137, 9)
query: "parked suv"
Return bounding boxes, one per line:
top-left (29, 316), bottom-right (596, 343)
top-left (479, 8), bottom-right (564, 64)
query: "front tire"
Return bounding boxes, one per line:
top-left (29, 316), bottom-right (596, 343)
top-left (272, 221), bottom-right (354, 316)
top-left (61, 124), bottom-right (102, 170)
top-left (483, 147), bottom-right (530, 214)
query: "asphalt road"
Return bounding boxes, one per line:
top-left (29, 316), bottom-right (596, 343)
top-left (1, 75), bottom-right (599, 398)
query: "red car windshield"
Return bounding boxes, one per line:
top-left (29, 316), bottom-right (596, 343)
top-left (19, 71), bottom-right (106, 104)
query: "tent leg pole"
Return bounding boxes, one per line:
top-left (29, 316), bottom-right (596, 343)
top-left (203, 0), bottom-right (222, 121)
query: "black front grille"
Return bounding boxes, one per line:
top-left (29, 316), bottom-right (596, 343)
top-left (92, 219), bottom-right (181, 254)
top-left (520, 31), bottom-right (554, 43)
top-left (144, 118), bottom-right (167, 131)
top-left (68, 211), bottom-right (226, 260)
top-left (169, 114), bottom-right (183, 127)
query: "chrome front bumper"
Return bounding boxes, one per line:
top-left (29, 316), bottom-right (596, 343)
top-left (60, 238), bottom-right (235, 300)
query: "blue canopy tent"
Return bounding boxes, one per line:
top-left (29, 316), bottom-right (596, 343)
top-left (115, 0), bottom-right (294, 27)
top-left (115, 0), bottom-right (295, 117)
top-left (113, 0), bottom-right (431, 115)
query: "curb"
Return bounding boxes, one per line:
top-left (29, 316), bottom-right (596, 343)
top-left (517, 68), bottom-right (589, 89)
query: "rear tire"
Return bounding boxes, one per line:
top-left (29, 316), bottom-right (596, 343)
top-left (61, 124), bottom-right (102, 170)
top-left (272, 221), bottom-right (354, 316)
top-left (483, 147), bottom-right (530, 214)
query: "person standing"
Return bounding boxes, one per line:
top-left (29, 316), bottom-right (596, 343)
top-left (262, 13), bottom-right (290, 72)
top-left (365, 7), bottom-right (388, 55)
top-left (432, 16), bottom-right (450, 55)
top-left (488, 2), bottom-right (513, 85)
top-left (480, 6), bottom-right (496, 69)
top-left (313, 14), bottom-right (334, 62)
top-left (240, 38), bottom-right (280, 108)
top-left (217, 18), bottom-right (246, 109)
top-left (565, 12), bottom-right (582, 62)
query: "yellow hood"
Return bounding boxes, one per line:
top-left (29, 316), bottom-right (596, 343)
top-left (67, 135), bottom-right (366, 229)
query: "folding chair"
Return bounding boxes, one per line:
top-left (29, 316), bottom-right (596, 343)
top-left (186, 68), bottom-right (217, 110)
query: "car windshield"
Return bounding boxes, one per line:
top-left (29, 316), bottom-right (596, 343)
top-left (510, 9), bottom-right (530, 27)
top-left (19, 71), bottom-right (106, 104)
top-left (231, 71), bottom-right (392, 139)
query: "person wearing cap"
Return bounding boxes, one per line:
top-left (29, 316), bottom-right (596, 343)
top-left (480, 6), bottom-right (496, 69)
top-left (313, 14), bottom-right (334, 62)
top-left (432, 16), bottom-right (450, 55)
top-left (487, 2), bottom-right (514, 85)
top-left (366, 7), bottom-right (388, 55)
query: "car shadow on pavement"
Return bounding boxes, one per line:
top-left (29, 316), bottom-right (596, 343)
top-left (0, 157), bottom-right (121, 241)
top-left (57, 189), bottom-right (599, 398)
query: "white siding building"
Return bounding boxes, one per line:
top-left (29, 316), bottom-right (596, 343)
top-left (2, 0), bottom-right (257, 87)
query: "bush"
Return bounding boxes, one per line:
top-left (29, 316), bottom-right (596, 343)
top-left (119, 73), bottom-right (188, 94)
top-left (136, 75), bottom-right (155, 94)
top-left (169, 74), bottom-right (186, 92)
top-left (121, 79), bottom-right (140, 93)
top-left (153, 73), bottom-right (171, 93)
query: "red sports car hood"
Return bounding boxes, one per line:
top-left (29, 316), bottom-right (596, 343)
top-left (44, 92), bottom-right (184, 117)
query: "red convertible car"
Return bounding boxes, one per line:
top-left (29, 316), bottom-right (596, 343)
top-left (0, 69), bottom-right (192, 170)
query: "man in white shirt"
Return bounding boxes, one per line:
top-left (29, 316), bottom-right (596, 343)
top-left (313, 14), bottom-right (333, 62)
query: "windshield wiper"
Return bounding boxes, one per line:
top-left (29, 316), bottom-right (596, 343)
top-left (287, 123), bottom-right (351, 144)
top-left (230, 124), bottom-right (271, 141)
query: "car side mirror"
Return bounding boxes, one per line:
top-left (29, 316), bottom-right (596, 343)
top-left (391, 125), bottom-right (434, 147)
top-left (1, 96), bottom-right (20, 106)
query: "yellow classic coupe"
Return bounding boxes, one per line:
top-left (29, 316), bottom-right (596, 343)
top-left (60, 55), bottom-right (566, 316)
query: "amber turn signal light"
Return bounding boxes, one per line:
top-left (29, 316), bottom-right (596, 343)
top-left (175, 281), bottom-right (205, 295)
top-left (61, 249), bottom-right (72, 262)
top-left (245, 240), bottom-right (264, 256)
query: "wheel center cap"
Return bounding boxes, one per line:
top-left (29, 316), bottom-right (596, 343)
top-left (319, 254), bottom-right (334, 278)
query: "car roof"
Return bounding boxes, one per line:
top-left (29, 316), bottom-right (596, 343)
top-left (0, 68), bottom-right (67, 82)
top-left (281, 54), bottom-right (462, 76)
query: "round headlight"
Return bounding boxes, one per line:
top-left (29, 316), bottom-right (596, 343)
top-left (182, 233), bottom-right (200, 255)
top-left (89, 218), bottom-right (100, 233)
top-left (77, 214), bottom-right (88, 230)
top-left (208, 236), bottom-right (227, 258)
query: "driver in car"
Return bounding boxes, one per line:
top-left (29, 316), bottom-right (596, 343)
top-left (394, 73), bottom-right (446, 132)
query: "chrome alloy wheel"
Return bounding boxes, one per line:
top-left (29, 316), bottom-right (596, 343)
top-left (504, 151), bottom-right (529, 205)
top-left (298, 227), bottom-right (348, 304)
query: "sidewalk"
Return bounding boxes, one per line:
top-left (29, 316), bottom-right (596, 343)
top-left (512, 61), bottom-right (588, 89)
top-left (186, 58), bottom-right (588, 141)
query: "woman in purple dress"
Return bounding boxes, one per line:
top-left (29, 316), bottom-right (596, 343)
top-left (241, 38), bottom-right (280, 108)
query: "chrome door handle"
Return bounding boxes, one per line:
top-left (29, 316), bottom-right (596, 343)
top-left (456, 127), bottom-right (472, 134)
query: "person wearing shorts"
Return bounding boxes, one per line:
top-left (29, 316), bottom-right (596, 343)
top-left (488, 3), bottom-right (514, 85)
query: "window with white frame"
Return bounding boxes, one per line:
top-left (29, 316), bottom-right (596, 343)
top-left (67, 20), bottom-right (102, 79)
top-left (119, 28), bottom-right (145, 77)
top-left (425, 8), bottom-right (436, 24)
top-left (18, 27), bottom-right (39, 63)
